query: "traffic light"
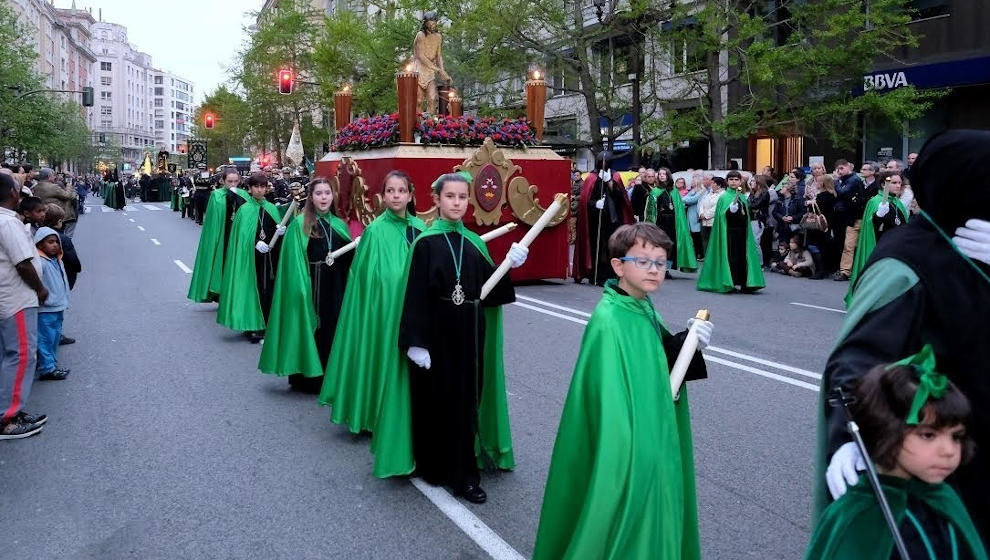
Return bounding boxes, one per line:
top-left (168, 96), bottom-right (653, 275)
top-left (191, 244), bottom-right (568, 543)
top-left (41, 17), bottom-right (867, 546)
top-left (81, 86), bottom-right (94, 107)
top-left (204, 113), bottom-right (215, 129)
top-left (278, 69), bottom-right (293, 95)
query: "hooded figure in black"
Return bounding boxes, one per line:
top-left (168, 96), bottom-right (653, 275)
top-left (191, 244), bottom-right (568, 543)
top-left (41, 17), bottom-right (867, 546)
top-left (816, 130), bottom-right (990, 542)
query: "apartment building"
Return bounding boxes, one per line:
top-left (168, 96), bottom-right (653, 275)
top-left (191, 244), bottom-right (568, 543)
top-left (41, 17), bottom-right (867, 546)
top-left (151, 70), bottom-right (195, 154)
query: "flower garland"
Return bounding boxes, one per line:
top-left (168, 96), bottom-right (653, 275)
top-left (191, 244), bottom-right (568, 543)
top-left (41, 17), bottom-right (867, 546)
top-left (333, 113), bottom-right (400, 151)
top-left (418, 115), bottom-right (536, 148)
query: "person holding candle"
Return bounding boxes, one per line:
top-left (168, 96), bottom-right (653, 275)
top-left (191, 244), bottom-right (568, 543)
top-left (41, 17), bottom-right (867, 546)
top-left (644, 166), bottom-right (697, 275)
top-left (187, 170), bottom-right (250, 303)
top-left (216, 172), bottom-right (284, 343)
top-left (258, 178), bottom-right (353, 393)
top-left (318, 171), bottom-right (427, 475)
top-left (533, 222), bottom-right (711, 560)
top-left (844, 171), bottom-right (909, 307)
top-left (573, 154), bottom-right (634, 286)
top-left (398, 173), bottom-right (528, 504)
top-left (697, 170), bottom-right (765, 293)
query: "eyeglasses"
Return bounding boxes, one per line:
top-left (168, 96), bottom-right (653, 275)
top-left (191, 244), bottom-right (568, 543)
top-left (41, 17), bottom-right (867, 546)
top-left (619, 256), bottom-right (667, 271)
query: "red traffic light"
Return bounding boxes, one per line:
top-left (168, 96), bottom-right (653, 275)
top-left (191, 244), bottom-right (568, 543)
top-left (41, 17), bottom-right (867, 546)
top-left (204, 113), bottom-right (215, 129)
top-left (278, 69), bottom-right (293, 95)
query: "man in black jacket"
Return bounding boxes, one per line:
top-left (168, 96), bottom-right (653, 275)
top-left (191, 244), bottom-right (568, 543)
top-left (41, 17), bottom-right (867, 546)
top-left (832, 159), bottom-right (868, 281)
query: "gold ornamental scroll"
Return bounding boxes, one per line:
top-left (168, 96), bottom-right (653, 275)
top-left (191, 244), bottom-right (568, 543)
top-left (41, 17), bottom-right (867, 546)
top-left (456, 138), bottom-right (521, 226)
top-left (507, 175), bottom-right (569, 227)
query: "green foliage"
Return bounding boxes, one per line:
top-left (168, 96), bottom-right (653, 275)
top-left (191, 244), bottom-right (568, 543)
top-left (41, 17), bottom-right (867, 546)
top-left (192, 86), bottom-right (251, 169)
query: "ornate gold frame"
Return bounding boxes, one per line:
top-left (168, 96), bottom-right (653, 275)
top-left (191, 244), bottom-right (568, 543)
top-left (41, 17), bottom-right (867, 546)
top-left (456, 138), bottom-right (520, 226)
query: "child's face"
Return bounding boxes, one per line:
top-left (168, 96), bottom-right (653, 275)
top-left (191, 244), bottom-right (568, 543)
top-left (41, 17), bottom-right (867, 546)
top-left (38, 235), bottom-right (60, 257)
top-left (893, 422), bottom-right (965, 484)
top-left (248, 183), bottom-right (267, 201)
top-left (789, 239), bottom-right (799, 251)
top-left (28, 208), bottom-right (46, 224)
top-left (383, 176), bottom-right (413, 213)
top-left (433, 180), bottom-right (469, 221)
top-left (611, 239), bottom-right (667, 299)
top-left (778, 244), bottom-right (788, 254)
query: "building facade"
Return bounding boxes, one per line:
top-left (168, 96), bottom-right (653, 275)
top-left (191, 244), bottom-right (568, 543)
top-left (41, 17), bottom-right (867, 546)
top-left (151, 70), bottom-right (195, 154)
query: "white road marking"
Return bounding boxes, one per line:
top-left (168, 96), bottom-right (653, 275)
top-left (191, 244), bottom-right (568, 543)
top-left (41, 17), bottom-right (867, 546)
top-left (514, 294), bottom-right (821, 391)
top-left (101, 207), bottom-right (113, 213)
top-left (142, 204), bottom-right (162, 211)
top-left (128, 218), bottom-right (135, 222)
top-left (516, 294), bottom-right (592, 317)
top-left (137, 226), bottom-right (145, 231)
top-left (410, 478), bottom-right (525, 560)
top-left (124, 205), bottom-right (136, 211)
top-left (151, 239), bottom-right (160, 246)
top-left (790, 302), bottom-right (847, 314)
top-left (173, 260), bottom-right (192, 274)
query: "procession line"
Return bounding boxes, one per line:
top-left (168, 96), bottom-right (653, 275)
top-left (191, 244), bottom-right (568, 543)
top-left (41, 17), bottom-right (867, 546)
top-left (151, 239), bottom-right (161, 246)
top-left (410, 478), bottom-right (526, 560)
top-left (137, 226), bottom-right (145, 231)
top-left (789, 302), bottom-right (847, 314)
top-left (173, 260), bottom-right (192, 274)
top-left (512, 296), bottom-right (821, 390)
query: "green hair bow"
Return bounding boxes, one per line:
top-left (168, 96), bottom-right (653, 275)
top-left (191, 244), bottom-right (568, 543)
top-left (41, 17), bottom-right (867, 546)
top-left (891, 344), bottom-right (949, 425)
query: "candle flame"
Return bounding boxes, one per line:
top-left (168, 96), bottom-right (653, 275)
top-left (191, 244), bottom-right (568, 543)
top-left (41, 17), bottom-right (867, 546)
top-left (449, 90), bottom-right (455, 98)
top-left (533, 70), bottom-right (542, 80)
top-left (342, 84), bottom-right (350, 92)
top-left (405, 63), bottom-right (413, 72)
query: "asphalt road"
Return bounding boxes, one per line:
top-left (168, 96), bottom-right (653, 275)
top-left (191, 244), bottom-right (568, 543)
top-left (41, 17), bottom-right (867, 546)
top-left (0, 198), bottom-right (852, 559)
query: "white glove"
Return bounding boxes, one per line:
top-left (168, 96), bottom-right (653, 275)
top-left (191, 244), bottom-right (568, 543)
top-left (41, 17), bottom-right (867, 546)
top-left (729, 201), bottom-right (739, 213)
top-left (255, 241), bottom-right (270, 253)
top-left (826, 441), bottom-right (866, 499)
top-left (875, 201), bottom-right (890, 218)
top-left (507, 242), bottom-right (529, 268)
top-left (953, 218), bottom-right (990, 265)
top-left (687, 318), bottom-right (713, 350)
top-left (275, 224), bottom-right (287, 236)
top-left (594, 198), bottom-right (605, 210)
top-left (407, 346), bottom-right (431, 369)
top-left (602, 169), bottom-right (612, 184)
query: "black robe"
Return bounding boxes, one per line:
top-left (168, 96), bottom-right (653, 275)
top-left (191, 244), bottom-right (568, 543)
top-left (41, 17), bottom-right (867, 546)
top-left (656, 187), bottom-right (679, 265)
top-left (398, 232), bottom-right (515, 492)
top-left (222, 190), bottom-right (247, 264)
top-left (725, 204), bottom-right (750, 286)
top-left (305, 222), bottom-right (352, 368)
top-left (254, 210), bottom-right (280, 323)
top-left (586, 179), bottom-right (630, 285)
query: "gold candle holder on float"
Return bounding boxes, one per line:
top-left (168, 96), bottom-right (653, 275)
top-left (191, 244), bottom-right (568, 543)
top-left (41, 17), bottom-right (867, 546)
top-left (396, 63), bottom-right (418, 143)
top-left (448, 88), bottom-right (463, 118)
top-left (334, 84), bottom-right (353, 132)
top-left (525, 69), bottom-right (547, 143)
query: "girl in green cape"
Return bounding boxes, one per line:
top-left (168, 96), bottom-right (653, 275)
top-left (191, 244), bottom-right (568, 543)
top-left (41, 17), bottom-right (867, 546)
top-left (257, 178), bottom-right (353, 393)
top-left (697, 171), bottom-right (765, 293)
top-left (805, 346), bottom-right (986, 560)
top-left (318, 171), bottom-right (426, 447)
top-left (533, 222), bottom-right (711, 560)
top-left (187, 171), bottom-right (249, 302)
top-left (216, 172), bottom-right (283, 343)
top-left (397, 173), bottom-right (528, 503)
top-left (644, 167), bottom-right (697, 273)
top-left (844, 171), bottom-right (909, 307)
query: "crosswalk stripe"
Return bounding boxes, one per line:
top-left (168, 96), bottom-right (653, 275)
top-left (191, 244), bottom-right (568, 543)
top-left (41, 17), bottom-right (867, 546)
top-left (101, 207), bottom-right (113, 213)
top-left (123, 205), bottom-right (137, 211)
top-left (142, 205), bottom-right (162, 211)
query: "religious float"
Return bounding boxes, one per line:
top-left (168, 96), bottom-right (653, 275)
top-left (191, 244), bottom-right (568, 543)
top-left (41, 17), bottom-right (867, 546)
top-left (316, 12), bottom-right (569, 282)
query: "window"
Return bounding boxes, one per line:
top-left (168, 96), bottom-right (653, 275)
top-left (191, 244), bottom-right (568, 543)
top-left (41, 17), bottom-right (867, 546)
top-left (154, 99), bottom-right (163, 107)
top-left (100, 91), bottom-right (111, 100)
top-left (100, 76), bottom-right (111, 86)
top-left (545, 117), bottom-right (578, 141)
top-left (175, 101), bottom-right (186, 111)
top-left (100, 119), bottom-right (112, 128)
top-left (910, 0), bottom-right (950, 19)
top-left (154, 87), bottom-right (164, 95)
top-left (101, 61), bottom-right (112, 71)
top-left (100, 106), bottom-right (112, 116)
top-left (155, 120), bottom-right (165, 129)
top-left (154, 76), bottom-right (163, 84)
top-left (548, 56), bottom-right (580, 95)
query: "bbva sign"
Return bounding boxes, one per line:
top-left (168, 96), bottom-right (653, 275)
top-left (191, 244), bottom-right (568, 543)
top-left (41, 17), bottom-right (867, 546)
top-left (864, 71), bottom-right (909, 92)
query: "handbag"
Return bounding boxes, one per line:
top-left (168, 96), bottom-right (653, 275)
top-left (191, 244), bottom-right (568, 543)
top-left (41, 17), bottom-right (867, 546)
top-left (801, 201), bottom-right (828, 232)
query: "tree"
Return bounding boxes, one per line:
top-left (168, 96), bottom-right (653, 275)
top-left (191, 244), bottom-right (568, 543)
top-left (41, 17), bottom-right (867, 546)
top-left (192, 86), bottom-right (251, 169)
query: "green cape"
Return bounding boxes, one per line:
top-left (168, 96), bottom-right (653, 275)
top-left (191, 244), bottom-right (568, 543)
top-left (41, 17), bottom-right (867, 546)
top-left (645, 186), bottom-right (698, 272)
top-left (844, 193), bottom-right (909, 307)
top-left (318, 209), bottom-right (427, 439)
top-left (804, 475), bottom-right (988, 560)
top-left (533, 280), bottom-right (700, 560)
top-left (371, 218), bottom-right (515, 478)
top-left (216, 198), bottom-right (281, 332)
top-left (257, 213), bottom-right (351, 377)
top-left (696, 190), bottom-right (765, 293)
top-left (187, 189), bottom-right (240, 302)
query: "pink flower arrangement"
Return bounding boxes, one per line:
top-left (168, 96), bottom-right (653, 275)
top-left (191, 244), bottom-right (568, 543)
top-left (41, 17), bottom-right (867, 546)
top-left (333, 113), bottom-right (400, 151)
top-left (418, 115), bottom-right (536, 148)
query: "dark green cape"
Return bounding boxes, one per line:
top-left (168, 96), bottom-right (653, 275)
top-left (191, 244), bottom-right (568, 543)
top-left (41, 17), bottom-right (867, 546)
top-left (318, 209), bottom-right (427, 438)
top-left (372, 218), bottom-right (515, 478)
top-left (696, 190), bottom-right (765, 293)
top-left (844, 193), bottom-right (909, 307)
top-left (216, 198), bottom-right (280, 331)
top-left (645, 186), bottom-right (698, 272)
top-left (805, 475), bottom-right (987, 560)
top-left (257, 213), bottom-right (351, 377)
top-left (533, 280), bottom-right (700, 560)
top-left (187, 188), bottom-right (247, 302)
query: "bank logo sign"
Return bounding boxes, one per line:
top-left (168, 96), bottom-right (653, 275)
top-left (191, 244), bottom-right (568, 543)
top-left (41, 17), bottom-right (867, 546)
top-left (864, 71), bottom-right (908, 92)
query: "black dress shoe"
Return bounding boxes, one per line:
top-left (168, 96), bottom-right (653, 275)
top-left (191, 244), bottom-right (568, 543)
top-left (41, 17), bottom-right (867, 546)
top-left (457, 484), bottom-right (487, 504)
top-left (59, 335), bottom-right (76, 345)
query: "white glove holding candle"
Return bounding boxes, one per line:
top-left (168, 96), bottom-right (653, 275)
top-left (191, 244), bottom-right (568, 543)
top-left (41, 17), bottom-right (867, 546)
top-left (729, 201), bottom-right (739, 213)
top-left (275, 224), bottom-right (287, 236)
top-left (953, 218), bottom-right (990, 265)
top-left (594, 199), bottom-right (604, 210)
top-left (255, 241), bottom-right (270, 253)
top-left (507, 243), bottom-right (528, 268)
top-left (826, 441), bottom-right (866, 499)
top-left (876, 202), bottom-right (890, 218)
top-left (407, 346), bottom-right (431, 369)
top-left (686, 318), bottom-right (713, 350)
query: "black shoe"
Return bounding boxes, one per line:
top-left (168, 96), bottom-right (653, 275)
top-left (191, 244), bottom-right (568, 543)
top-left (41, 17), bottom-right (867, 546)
top-left (0, 418), bottom-right (43, 440)
top-left (59, 335), bottom-right (76, 345)
top-left (38, 370), bottom-right (69, 381)
top-left (831, 272), bottom-right (850, 282)
top-left (15, 411), bottom-right (47, 428)
top-left (457, 484), bottom-right (487, 504)
top-left (247, 331), bottom-right (264, 344)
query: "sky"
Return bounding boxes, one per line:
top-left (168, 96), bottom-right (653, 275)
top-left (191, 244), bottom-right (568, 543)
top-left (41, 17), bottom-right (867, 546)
top-left (55, 0), bottom-right (258, 105)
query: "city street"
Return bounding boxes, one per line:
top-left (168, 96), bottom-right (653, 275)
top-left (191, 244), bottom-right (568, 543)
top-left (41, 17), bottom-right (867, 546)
top-left (0, 198), bottom-right (851, 559)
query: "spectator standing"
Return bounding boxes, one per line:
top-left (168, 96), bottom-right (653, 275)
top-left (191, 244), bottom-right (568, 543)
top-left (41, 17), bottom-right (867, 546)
top-left (789, 167), bottom-right (808, 200)
top-left (832, 159), bottom-right (867, 281)
top-left (808, 175), bottom-right (838, 277)
top-left (772, 183), bottom-right (804, 243)
top-left (747, 175), bottom-right (771, 264)
top-left (32, 168), bottom-right (78, 238)
top-left (0, 174), bottom-right (47, 440)
top-left (32, 227), bottom-right (70, 381)
top-left (682, 172), bottom-right (707, 260)
top-left (698, 176), bottom-right (725, 253)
